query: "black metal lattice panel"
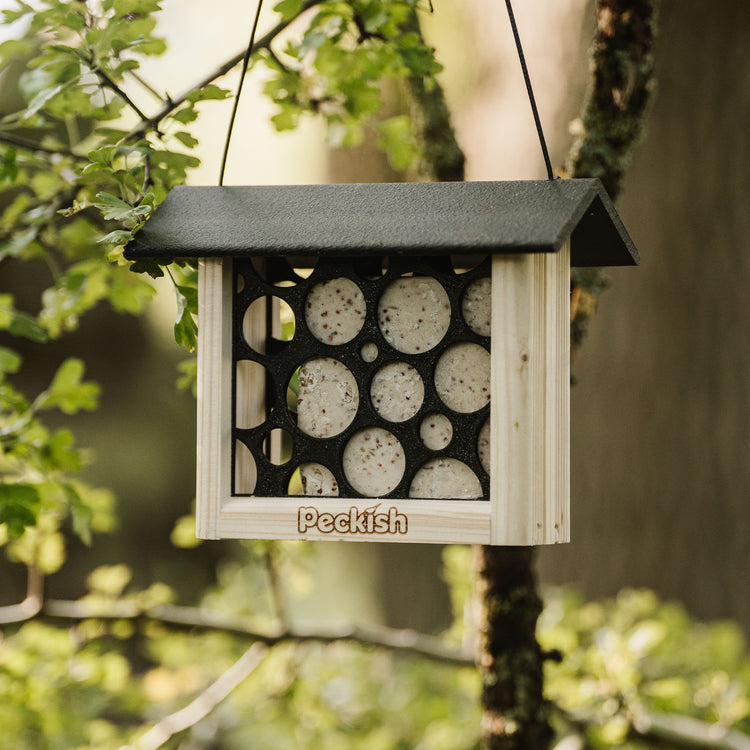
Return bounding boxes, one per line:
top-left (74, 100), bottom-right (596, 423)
top-left (231, 255), bottom-right (492, 501)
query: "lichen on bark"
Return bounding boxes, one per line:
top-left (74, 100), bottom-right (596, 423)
top-left (569, 0), bottom-right (658, 356)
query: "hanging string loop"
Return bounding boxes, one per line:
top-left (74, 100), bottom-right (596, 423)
top-left (219, 0), bottom-right (265, 186)
top-left (219, 0), bottom-right (553, 183)
top-left (503, 0), bottom-right (554, 180)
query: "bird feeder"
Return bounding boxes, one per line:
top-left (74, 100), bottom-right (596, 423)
top-left (125, 179), bottom-right (638, 545)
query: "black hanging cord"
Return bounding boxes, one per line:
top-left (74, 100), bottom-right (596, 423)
top-left (219, 0), bottom-right (265, 186)
top-left (504, 0), bottom-right (554, 180)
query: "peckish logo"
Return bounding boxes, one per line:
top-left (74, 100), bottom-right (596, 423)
top-left (297, 504), bottom-right (408, 536)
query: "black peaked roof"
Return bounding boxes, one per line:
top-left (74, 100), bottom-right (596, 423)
top-left (124, 179), bottom-right (639, 267)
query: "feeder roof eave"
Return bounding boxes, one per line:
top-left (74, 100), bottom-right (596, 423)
top-left (124, 179), bottom-right (639, 267)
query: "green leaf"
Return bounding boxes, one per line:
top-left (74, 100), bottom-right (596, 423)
top-left (99, 229), bottom-right (135, 246)
top-left (185, 84), bottom-right (231, 103)
top-left (274, 0), bottom-right (303, 21)
top-left (129, 257), bottom-right (165, 278)
top-left (67, 485), bottom-right (93, 546)
top-left (0, 296), bottom-right (48, 342)
top-left (0, 346), bottom-right (22, 375)
top-left (24, 82), bottom-right (67, 118)
top-left (377, 114), bottom-right (419, 171)
top-left (0, 484), bottom-right (41, 537)
top-left (112, 0), bottom-right (162, 18)
top-left (41, 358), bottom-right (99, 414)
top-left (173, 131), bottom-right (199, 149)
top-left (8, 310), bottom-right (49, 342)
top-left (174, 286), bottom-right (197, 351)
top-left (86, 563), bottom-right (132, 597)
top-left (93, 191), bottom-right (138, 222)
top-left (171, 104), bottom-right (198, 124)
top-left (170, 514), bottom-right (201, 548)
top-left (298, 30), bottom-right (329, 59)
top-left (0, 227), bottom-right (41, 262)
top-left (176, 357), bottom-right (197, 396)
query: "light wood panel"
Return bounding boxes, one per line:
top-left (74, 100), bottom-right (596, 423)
top-left (196, 258), bottom-right (232, 539)
top-left (489, 241), bottom-right (570, 545)
top-left (196, 249), bottom-right (570, 546)
top-left (218, 497), bottom-right (490, 545)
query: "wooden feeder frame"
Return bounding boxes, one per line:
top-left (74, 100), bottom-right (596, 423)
top-left (125, 179), bottom-right (638, 546)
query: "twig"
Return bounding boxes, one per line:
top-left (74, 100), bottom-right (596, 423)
top-left (635, 713), bottom-right (750, 750)
top-left (123, 0), bottom-right (325, 142)
top-left (119, 642), bottom-right (268, 750)
top-left (0, 132), bottom-right (83, 160)
top-left (91, 65), bottom-right (150, 123)
top-left (127, 70), bottom-right (169, 106)
top-left (41, 597), bottom-right (475, 665)
top-left (13, 595), bottom-right (750, 750)
top-left (0, 567), bottom-right (44, 624)
top-left (263, 544), bottom-right (288, 627)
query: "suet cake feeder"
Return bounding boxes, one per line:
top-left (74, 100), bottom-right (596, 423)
top-left (125, 179), bottom-right (638, 545)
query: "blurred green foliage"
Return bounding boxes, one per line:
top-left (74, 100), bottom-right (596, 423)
top-left (0, 2), bottom-right (748, 749)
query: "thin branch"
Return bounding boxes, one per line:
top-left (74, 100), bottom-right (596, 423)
top-left (264, 545), bottom-right (288, 627)
top-left (127, 70), bottom-right (170, 106)
top-left (635, 713), bottom-right (750, 750)
top-left (0, 567), bottom-right (43, 624)
top-left (92, 65), bottom-right (150, 123)
top-left (119, 642), bottom-right (268, 750)
top-left (123, 0), bottom-right (325, 143)
top-left (13, 595), bottom-right (750, 750)
top-left (41, 597), bottom-right (475, 666)
top-left (0, 131), bottom-right (83, 160)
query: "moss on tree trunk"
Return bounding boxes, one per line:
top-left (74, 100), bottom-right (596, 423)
top-left (475, 546), bottom-right (553, 750)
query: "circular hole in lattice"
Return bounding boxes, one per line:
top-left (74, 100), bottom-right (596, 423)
top-left (286, 366), bottom-right (300, 414)
top-left (478, 417), bottom-right (491, 475)
top-left (451, 254), bottom-right (487, 274)
top-left (236, 274), bottom-right (245, 293)
top-left (360, 341), bottom-right (378, 363)
top-left (242, 295), bottom-right (295, 350)
top-left (286, 256), bottom-right (316, 280)
top-left (249, 257), bottom-right (269, 282)
top-left (295, 357), bottom-right (359, 438)
top-left (262, 428), bottom-right (292, 466)
top-left (305, 277), bottom-right (366, 346)
top-left (236, 359), bottom-right (269, 429)
top-left (287, 463), bottom-right (340, 497)
top-left (234, 440), bottom-right (256, 494)
top-left (409, 458), bottom-right (482, 499)
top-left (434, 342), bottom-right (490, 413)
top-left (343, 428), bottom-right (405, 497)
top-left (355, 256), bottom-right (389, 280)
top-left (419, 413), bottom-right (453, 450)
top-left (370, 362), bottom-right (424, 423)
top-left (377, 276), bottom-right (451, 354)
top-left (462, 277), bottom-right (492, 337)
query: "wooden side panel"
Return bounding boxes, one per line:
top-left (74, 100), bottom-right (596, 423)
top-left (196, 258), bottom-right (232, 539)
top-left (490, 242), bottom-right (570, 545)
top-left (218, 498), bottom-right (491, 545)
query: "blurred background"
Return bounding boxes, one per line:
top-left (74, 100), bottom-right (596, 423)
top-left (3, 0), bottom-right (748, 636)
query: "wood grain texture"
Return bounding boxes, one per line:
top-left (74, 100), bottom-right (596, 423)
top-left (196, 258), bottom-right (232, 539)
top-left (218, 497), bottom-right (491, 545)
top-left (197, 250), bottom-right (570, 545)
top-left (489, 241), bottom-right (570, 545)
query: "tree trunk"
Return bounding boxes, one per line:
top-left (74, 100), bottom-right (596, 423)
top-left (475, 546), bottom-right (553, 750)
top-left (406, 14), bottom-right (555, 749)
